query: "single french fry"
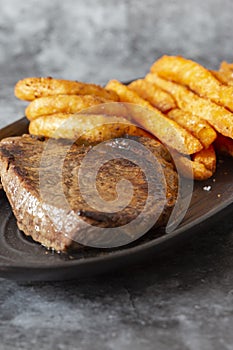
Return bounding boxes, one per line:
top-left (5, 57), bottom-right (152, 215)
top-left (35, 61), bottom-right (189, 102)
top-left (106, 79), bottom-right (203, 155)
top-left (167, 108), bottom-right (217, 148)
top-left (15, 77), bottom-right (119, 102)
top-left (220, 61), bottom-right (233, 72)
top-left (25, 94), bottom-right (111, 120)
top-left (146, 73), bottom-right (233, 139)
top-left (174, 145), bottom-right (216, 180)
top-left (220, 61), bottom-right (233, 77)
top-left (151, 55), bottom-right (233, 112)
top-left (214, 133), bottom-right (233, 157)
top-left (192, 144), bottom-right (216, 174)
top-left (106, 79), bottom-right (157, 110)
top-left (29, 113), bottom-right (152, 143)
top-left (128, 79), bottom-right (176, 112)
top-left (210, 70), bottom-right (230, 85)
top-left (215, 61), bottom-right (233, 86)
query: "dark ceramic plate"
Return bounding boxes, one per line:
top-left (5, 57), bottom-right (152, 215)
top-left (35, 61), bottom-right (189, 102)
top-left (0, 117), bottom-right (233, 281)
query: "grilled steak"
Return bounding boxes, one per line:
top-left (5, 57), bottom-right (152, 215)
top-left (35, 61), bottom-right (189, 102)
top-left (0, 135), bottom-right (178, 251)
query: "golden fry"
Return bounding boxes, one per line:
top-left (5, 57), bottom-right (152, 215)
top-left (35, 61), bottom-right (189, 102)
top-left (29, 113), bottom-right (151, 143)
top-left (25, 94), bottom-right (110, 121)
top-left (210, 70), bottom-right (230, 85)
top-left (211, 63), bottom-right (233, 86)
top-left (167, 108), bottom-right (217, 148)
top-left (214, 133), bottom-right (233, 157)
top-left (106, 80), bottom-right (203, 154)
top-left (15, 77), bottom-right (119, 102)
top-left (215, 61), bottom-right (233, 86)
top-left (81, 102), bottom-right (130, 119)
top-left (151, 55), bottom-right (233, 112)
top-left (192, 144), bottom-right (216, 174)
top-left (128, 79), bottom-right (176, 112)
top-left (146, 73), bottom-right (233, 139)
top-left (174, 145), bottom-right (216, 180)
top-left (106, 79), bottom-right (156, 109)
top-left (220, 61), bottom-right (233, 73)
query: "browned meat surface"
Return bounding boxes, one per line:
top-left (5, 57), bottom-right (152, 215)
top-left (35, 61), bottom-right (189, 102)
top-left (0, 135), bottom-right (178, 252)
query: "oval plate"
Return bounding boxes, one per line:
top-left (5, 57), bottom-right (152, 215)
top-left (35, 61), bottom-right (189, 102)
top-left (0, 117), bottom-right (232, 281)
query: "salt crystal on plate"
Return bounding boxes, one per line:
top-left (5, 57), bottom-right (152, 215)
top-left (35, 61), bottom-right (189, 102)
top-left (203, 185), bottom-right (211, 191)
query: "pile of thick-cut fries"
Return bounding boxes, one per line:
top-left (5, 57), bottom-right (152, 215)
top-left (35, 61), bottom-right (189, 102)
top-left (15, 56), bottom-right (233, 180)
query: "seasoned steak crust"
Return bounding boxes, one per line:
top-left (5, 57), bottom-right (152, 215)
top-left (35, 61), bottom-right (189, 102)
top-left (0, 135), bottom-right (178, 251)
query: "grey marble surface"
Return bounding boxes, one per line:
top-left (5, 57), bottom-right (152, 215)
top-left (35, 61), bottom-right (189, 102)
top-left (1, 0), bottom-right (233, 126)
top-left (1, 222), bottom-right (233, 350)
top-left (0, 0), bottom-right (233, 349)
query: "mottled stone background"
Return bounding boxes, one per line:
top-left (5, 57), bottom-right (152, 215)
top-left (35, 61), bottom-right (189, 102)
top-left (1, 2), bottom-right (233, 350)
top-left (0, 0), bottom-right (233, 126)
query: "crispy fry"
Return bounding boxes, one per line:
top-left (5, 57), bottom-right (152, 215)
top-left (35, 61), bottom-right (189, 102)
top-left (15, 77), bottom-right (119, 102)
top-left (82, 102), bottom-right (130, 119)
top-left (214, 133), bottom-right (233, 157)
top-left (146, 73), bottom-right (233, 139)
top-left (106, 79), bottom-right (156, 109)
top-left (151, 55), bottom-right (233, 112)
top-left (25, 94), bottom-right (110, 121)
top-left (213, 61), bottom-right (233, 86)
top-left (167, 108), bottom-right (217, 148)
top-left (220, 61), bottom-right (233, 73)
top-left (128, 79), bottom-right (176, 112)
top-left (192, 144), bottom-right (216, 174)
top-left (210, 70), bottom-right (230, 85)
top-left (220, 61), bottom-right (233, 78)
top-left (174, 145), bottom-right (216, 180)
top-left (29, 113), bottom-right (152, 143)
top-left (106, 79), bottom-right (203, 154)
